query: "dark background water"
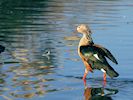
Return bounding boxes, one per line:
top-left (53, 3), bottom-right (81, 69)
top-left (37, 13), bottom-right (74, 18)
top-left (0, 0), bottom-right (133, 100)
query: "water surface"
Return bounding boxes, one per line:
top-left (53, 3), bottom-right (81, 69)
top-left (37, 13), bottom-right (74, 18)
top-left (0, 0), bottom-right (133, 100)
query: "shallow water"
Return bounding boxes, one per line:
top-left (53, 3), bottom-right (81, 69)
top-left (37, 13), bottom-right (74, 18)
top-left (0, 0), bottom-right (133, 100)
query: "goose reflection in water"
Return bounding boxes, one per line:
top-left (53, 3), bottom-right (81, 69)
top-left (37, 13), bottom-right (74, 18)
top-left (84, 86), bottom-right (118, 100)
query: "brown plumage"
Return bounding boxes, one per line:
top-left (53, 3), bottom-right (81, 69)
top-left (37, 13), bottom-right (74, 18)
top-left (77, 24), bottom-right (119, 82)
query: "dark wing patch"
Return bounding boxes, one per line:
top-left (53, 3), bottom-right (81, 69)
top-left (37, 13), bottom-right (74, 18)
top-left (80, 45), bottom-right (118, 65)
top-left (80, 45), bottom-right (107, 64)
top-left (94, 44), bottom-right (118, 64)
top-left (80, 45), bottom-right (119, 76)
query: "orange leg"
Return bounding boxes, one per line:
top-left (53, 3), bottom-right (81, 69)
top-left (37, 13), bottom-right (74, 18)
top-left (82, 72), bottom-right (87, 80)
top-left (82, 69), bottom-right (88, 86)
top-left (103, 73), bottom-right (107, 86)
top-left (101, 68), bottom-right (107, 86)
top-left (103, 73), bottom-right (106, 81)
top-left (103, 80), bottom-right (106, 87)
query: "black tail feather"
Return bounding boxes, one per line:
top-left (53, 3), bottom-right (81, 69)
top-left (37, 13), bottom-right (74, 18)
top-left (100, 47), bottom-right (118, 64)
top-left (106, 65), bottom-right (119, 78)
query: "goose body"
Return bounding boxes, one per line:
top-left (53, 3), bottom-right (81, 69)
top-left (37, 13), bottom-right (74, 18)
top-left (77, 24), bottom-right (119, 81)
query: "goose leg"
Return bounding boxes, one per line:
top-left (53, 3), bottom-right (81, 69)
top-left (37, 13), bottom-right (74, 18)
top-left (103, 73), bottom-right (106, 81)
top-left (103, 73), bottom-right (107, 86)
top-left (101, 69), bottom-right (107, 81)
top-left (82, 69), bottom-right (88, 86)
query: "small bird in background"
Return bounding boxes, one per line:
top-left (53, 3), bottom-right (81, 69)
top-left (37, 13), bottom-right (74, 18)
top-left (0, 45), bottom-right (5, 53)
top-left (76, 24), bottom-right (119, 84)
top-left (42, 49), bottom-right (50, 60)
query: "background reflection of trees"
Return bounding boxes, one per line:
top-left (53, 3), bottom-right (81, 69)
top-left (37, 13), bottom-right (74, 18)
top-left (0, 0), bottom-right (65, 99)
